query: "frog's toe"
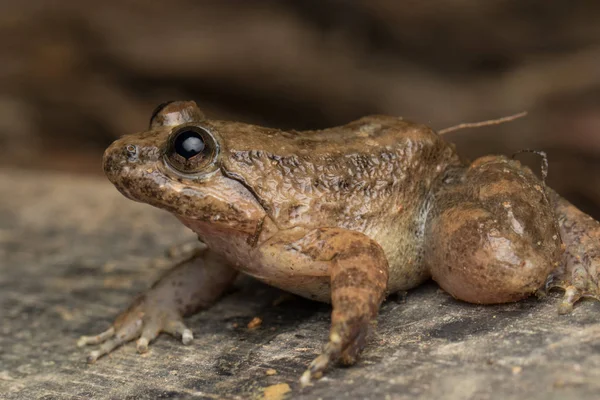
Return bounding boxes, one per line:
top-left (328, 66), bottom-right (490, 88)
top-left (85, 328), bottom-right (141, 363)
top-left (164, 319), bottom-right (194, 345)
top-left (300, 322), bottom-right (370, 387)
top-left (557, 286), bottom-right (582, 315)
top-left (77, 327), bottom-right (133, 363)
top-left (136, 322), bottom-right (160, 353)
top-left (135, 315), bottom-right (193, 352)
top-left (79, 306), bottom-right (144, 362)
top-left (547, 256), bottom-right (600, 314)
top-left (300, 339), bottom-right (341, 387)
top-left (554, 284), bottom-right (600, 315)
top-left (77, 326), bottom-right (115, 347)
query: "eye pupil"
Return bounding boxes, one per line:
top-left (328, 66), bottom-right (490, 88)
top-left (174, 130), bottom-right (205, 159)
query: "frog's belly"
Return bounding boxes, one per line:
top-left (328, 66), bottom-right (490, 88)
top-left (197, 220), bottom-right (430, 301)
top-left (244, 261), bottom-right (428, 302)
top-left (241, 255), bottom-right (430, 303)
top-left (386, 260), bottom-right (431, 293)
top-left (370, 226), bottom-right (432, 294)
top-left (239, 239), bottom-right (430, 302)
top-left (243, 271), bottom-right (332, 303)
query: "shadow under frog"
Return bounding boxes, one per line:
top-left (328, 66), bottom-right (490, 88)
top-left (79, 100), bottom-right (600, 386)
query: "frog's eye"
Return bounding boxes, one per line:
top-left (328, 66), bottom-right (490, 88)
top-left (166, 126), bottom-right (218, 173)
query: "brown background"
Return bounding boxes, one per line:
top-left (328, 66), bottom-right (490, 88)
top-left (2, 0), bottom-right (600, 215)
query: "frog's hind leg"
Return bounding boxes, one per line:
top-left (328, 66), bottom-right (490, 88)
top-left (424, 156), bottom-right (563, 304)
top-left (546, 189), bottom-right (600, 314)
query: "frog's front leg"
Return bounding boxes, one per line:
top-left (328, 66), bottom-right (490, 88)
top-left (548, 189), bottom-right (600, 313)
top-left (78, 249), bottom-right (237, 362)
top-left (258, 228), bottom-right (388, 386)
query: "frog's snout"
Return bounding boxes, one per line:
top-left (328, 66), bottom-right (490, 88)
top-left (102, 139), bottom-right (128, 190)
top-left (103, 139), bottom-right (144, 187)
top-left (103, 139), bottom-right (127, 175)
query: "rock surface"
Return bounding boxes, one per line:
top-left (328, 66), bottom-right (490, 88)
top-left (2, 168), bottom-right (600, 399)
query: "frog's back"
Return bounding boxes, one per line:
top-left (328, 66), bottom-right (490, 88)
top-left (216, 115), bottom-right (460, 225)
top-left (215, 115), bottom-right (446, 152)
top-left (215, 115), bottom-right (461, 290)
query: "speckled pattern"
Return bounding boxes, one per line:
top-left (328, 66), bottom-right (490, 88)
top-left (3, 169), bottom-right (600, 399)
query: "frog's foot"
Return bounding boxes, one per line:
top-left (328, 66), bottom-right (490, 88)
top-left (300, 317), bottom-right (372, 386)
top-left (78, 294), bottom-right (192, 363)
top-left (546, 241), bottom-right (600, 314)
top-left (78, 250), bottom-right (238, 362)
top-left (547, 254), bottom-right (600, 314)
top-left (547, 198), bottom-right (600, 314)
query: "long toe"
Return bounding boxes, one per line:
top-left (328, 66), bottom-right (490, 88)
top-left (164, 319), bottom-right (194, 345)
top-left (77, 327), bottom-right (115, 347)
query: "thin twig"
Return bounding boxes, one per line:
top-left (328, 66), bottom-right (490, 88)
top-left (438, 111), bottom-right (528, 135)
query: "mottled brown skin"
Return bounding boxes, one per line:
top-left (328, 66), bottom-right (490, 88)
top-left (80, 101), bottom-right (600, 385)
top-left (425, 156), bottom-right (563, 304)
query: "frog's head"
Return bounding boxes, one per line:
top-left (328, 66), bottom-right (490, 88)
top-left (103, 101), bottom-right (267, 238)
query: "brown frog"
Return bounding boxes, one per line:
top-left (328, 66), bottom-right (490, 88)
top-left (79, 101), bottom-right (600, 385)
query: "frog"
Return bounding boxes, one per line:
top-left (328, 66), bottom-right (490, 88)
top-left (79, 100), bottom-right (600, 386)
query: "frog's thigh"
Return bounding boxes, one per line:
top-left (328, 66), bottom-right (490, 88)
top-left (425, 156), bottom-right (563, 304)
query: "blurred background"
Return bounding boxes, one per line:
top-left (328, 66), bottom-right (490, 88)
top-left (1, 0), bottom-right (600, 215)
